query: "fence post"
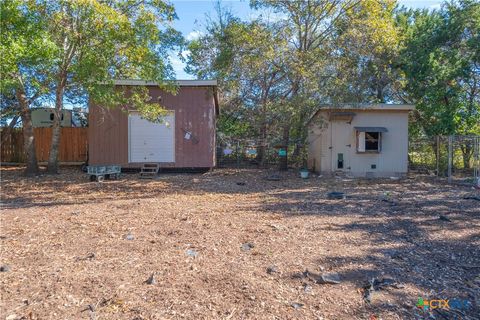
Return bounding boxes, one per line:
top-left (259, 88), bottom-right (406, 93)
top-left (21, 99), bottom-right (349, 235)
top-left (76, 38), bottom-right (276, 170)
top-left (236, 141), bottom-right (240, 169)
top-left (475, 136), bottom-right (479, 181)
top-left (436, 135), bottom-right (440, 177)
top-left (448, 135), bottom-right (453, 183)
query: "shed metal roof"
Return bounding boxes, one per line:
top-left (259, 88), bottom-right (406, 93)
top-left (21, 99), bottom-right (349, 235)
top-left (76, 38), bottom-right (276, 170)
top-left (113, 79), bottom-right (217, 87)
top-left (319, 103), bottom-right (414, 111)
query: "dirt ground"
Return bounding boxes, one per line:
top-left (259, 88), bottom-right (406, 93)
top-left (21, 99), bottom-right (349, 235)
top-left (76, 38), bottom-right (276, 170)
top-left (1, 167), bottom-right (479, 320)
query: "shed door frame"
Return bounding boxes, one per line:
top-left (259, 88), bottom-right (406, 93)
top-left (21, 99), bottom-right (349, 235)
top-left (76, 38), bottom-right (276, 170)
top-left (128, 111), bottom-right (175, 163)
top-left (330, 121), bottom-right (351, 171)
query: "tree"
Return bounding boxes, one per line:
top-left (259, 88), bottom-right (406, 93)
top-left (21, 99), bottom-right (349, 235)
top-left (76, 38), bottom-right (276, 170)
top-left (332, 0), bottom-right (404, 103)
top-left (251, 0), bottom-right (361, 169)
top-left (1, 0), bottom-right (56, 175)
top-left (40, 0), bottom-right (182, 173)
top-left (399, 0), bottom-right (480, 166)
top-left (187, 0), bottom-right (363, 169)
top-left (2, 0), bottom-right (182, 174)
top-left (186, 5), bottom-right (290, 165)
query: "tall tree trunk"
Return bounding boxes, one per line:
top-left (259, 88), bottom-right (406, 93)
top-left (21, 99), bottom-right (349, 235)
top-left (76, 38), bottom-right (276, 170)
top-left (279, 125), bottom-right (289, 171)
top-left (460, 142), bottom-right (472, 169)
top-left (47, 80), bottom-right (65, 173)
top-left (15, 90), bottom-right (38, 176)
top-left (258, 121), bottom-right (267, 167)
top-left (257, 102), bottom-right (268, 167)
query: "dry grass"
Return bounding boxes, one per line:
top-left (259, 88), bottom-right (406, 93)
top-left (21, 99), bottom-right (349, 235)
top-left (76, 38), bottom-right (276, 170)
top-left (1, 167), bottom-right (479, 320)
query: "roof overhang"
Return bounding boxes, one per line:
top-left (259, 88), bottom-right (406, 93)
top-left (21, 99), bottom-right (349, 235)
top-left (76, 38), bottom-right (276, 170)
top-left (112, 79), bottom-right (218, 87)
top-left (329, 112), bottom-right (356, 121)
top-left (307, 103), bottom-right (415, 125)
top-left (355, 126), bottom-right (388, 132)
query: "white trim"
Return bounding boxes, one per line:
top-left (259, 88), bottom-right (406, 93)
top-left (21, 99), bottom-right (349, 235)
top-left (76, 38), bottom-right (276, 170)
top-left (113, 79), bottom-right (217, 87)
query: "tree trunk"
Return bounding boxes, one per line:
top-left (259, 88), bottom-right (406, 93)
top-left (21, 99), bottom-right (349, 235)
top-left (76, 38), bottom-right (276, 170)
top-left (460, 142), bottom-right (472, 169)
top-left (47, 82), bottom-right (65, 173)
top-left (15, 91), bottom-right (38, 176)
top-left (279, 125), bottom-right (289, 171)
top-left (257, 111), bottom-right (267, 167)
top-left (1, 115), bottom-right (20, 145)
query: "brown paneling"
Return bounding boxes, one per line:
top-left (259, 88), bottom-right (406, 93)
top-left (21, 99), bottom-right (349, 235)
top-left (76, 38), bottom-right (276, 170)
top-left (1, 127), bottom-right (88, 163)
top-left (89, 86), bottom-right (216, 168)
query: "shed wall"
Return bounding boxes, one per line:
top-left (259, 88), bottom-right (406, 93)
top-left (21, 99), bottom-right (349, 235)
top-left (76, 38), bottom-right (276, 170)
top-left (308, 110), bottom-right (409, 177)
top-left (88, 86), bottom-right (216, 168)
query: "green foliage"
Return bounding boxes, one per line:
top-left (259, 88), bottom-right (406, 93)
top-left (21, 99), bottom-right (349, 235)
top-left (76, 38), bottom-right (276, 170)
top-left (1, 0), bottom-right (182, 122)
top-left (186, 0), bottom-right (479, 153)
top-left (332, 0), bottom-right (404, 103)
top-left (399, 0), bottom-right (480, 137)
top-left (0, 0), bottom-right (56, 106)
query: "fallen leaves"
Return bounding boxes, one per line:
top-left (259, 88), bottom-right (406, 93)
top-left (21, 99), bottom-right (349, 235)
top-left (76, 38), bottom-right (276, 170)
top-left (0, 167), bottom-right (479, 319)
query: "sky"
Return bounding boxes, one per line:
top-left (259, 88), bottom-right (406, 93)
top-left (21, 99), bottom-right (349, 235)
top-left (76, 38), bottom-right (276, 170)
top-left (169, 0), bottom-right (444, 79)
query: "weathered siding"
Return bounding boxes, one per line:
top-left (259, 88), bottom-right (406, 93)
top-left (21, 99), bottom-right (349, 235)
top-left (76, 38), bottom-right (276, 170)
top-left (308, 109), bottom-right (410, 177)
top-left (89, 86), bottom-right (216, 168)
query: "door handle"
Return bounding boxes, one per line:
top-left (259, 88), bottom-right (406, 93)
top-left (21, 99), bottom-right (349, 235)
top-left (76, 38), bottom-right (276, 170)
top-left (346, 144), bottom-right (351, 147)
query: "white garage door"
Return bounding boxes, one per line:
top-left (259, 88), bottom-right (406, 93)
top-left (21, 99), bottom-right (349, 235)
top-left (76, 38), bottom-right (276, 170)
top-left (128, 112), bottom-right (175, 163)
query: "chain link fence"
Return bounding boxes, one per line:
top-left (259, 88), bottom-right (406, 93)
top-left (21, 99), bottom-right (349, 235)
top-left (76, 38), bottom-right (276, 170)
top-left (216, 135), bottom-right (479, 185)
top-left (216, 138), bottom-right (306, 169)
top-left (409, 135), bottom-right (480, 184)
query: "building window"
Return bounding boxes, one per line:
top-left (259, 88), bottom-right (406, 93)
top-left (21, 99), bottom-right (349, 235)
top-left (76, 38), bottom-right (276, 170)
top-left (49, 113), bottom-right (64, 121)
top-left (357, 131), bottom-right (381, 152)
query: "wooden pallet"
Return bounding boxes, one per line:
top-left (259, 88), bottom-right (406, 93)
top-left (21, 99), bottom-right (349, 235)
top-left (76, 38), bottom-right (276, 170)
top-left (140, 163), bottom-right (160, 179)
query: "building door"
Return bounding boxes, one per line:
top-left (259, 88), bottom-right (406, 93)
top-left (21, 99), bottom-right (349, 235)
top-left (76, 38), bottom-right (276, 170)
top-left (331, 121), bottom-right (351, 171)
top-left (128, 112), bottom-right (175, 163)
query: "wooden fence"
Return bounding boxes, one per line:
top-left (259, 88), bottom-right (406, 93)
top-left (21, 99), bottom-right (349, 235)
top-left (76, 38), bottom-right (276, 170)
top-left (1, 127), bottom-right (88, 163)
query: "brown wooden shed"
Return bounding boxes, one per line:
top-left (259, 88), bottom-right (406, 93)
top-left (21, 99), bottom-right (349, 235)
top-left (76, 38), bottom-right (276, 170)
top-left (88, 80), bottom-right (218, 169)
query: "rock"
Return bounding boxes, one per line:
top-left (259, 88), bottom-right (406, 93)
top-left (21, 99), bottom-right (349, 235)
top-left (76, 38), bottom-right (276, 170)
top-left (327, 192), bottom-right (345, 200)
top-left (463, 195), bottom-right (480, 201)
top-left (75, 253), bottom-right (95, 262)
top-left (145, 273), bottom-right (157, 285)
top-left (303, 283), bottom-right (312, 293)
top-left (439, 215), bottom-right (451, 222)
top-left (363, 277), bottom-right (403, 302)
top-left (6, 314), bottom-right (17, 320)
top-left (186, 249), bottom-right (198, 258)
top-left (236, 182), bottom-right (246, 186)
top-left (318, 272), bottom-right (341, 284)
top-left (241, 243), bottom-right (255, 251)
top-left (381, 198), bottom-right (397, 206)
top-left (125, 234), bottom-right (134, 240)
top-left (0, 265), bottom-right (10, 272)
top-left (291, 302), bottom-right (304, 309)
top-left (266, 266), bottom-right (279, 274)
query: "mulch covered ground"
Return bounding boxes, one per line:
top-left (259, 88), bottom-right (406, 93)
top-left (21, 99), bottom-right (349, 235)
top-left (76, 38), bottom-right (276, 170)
top-left (1, 167), bottom-right (479, 320)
